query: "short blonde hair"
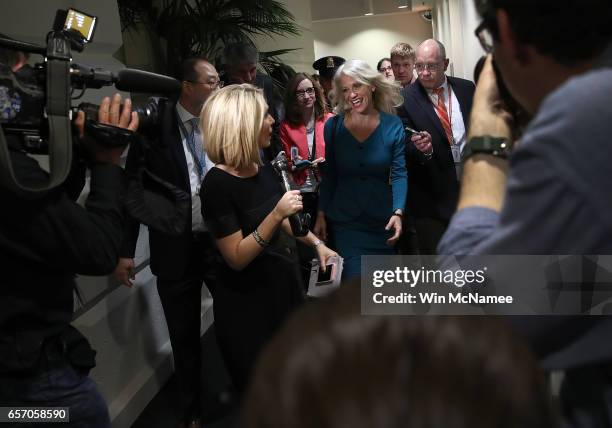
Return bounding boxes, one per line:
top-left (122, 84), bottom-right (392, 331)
top-left (390, 42), bottom-right (415, 60)
top-left (333, 60), bottom-right (403, 115)
top-left (201, 84), bottom-right (266, 169)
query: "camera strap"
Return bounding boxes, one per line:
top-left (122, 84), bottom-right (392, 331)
top-left (45, 56), bottom-right (73, 189)
top-left (0, 39), bottom-right (72, 197)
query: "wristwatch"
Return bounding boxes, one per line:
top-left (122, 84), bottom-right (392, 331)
top-left (462, 135), bottom-right (511, 161)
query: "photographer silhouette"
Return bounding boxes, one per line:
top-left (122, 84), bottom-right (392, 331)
top-left (0, 93), bottom-right (138, 428)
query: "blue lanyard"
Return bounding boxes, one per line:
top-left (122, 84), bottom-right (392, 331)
top-left (176, 111), bottom-right (204, 177)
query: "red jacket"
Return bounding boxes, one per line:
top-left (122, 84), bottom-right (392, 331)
top-left (279, 113), bottom-right (334, 185)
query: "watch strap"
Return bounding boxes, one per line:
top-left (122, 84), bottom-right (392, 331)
top-left (462, 135), bottom-right (511, 161)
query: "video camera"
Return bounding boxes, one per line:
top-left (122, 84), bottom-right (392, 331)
top-left (0, 8), bottom-right (181, 196)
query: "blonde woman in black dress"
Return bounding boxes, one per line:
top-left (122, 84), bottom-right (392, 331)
top-left (200, 84), bottom-right (337, 393)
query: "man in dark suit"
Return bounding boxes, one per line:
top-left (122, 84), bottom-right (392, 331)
top-left (115, 58), bottom-right (221, 428)
top-left (220, 42), bottom-right (283, 163)
top-left (398, 39), bottom-right (475, 255)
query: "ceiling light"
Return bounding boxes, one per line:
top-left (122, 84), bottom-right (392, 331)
top-left (364, 0), bottom-right (374, 15)
top-left (397, 0), bottom-right (411, 9)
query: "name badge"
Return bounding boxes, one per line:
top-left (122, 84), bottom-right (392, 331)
top-left (451, 145), bottom-right (462, 164)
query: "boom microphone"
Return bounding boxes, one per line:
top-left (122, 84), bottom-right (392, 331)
top-left (70, 64), bottom-right (181, 95)
top-left (114, 68), bottom-right (181, 95)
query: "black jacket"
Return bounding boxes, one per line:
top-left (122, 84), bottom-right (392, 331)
top-left (0, 147), bottom-right (125, 371)
top-left (120, 98), bottom-right (199, 280)
top-left (398, 76), bottom-right (475, 221)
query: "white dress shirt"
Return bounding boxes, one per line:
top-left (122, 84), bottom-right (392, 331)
top-left (175, 102), bottom-right (215, 232)
top-left (427, 77), bottom-right (467, 153)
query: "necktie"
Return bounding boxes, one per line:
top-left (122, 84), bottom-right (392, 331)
top-left (186, 117), bottom-right (206, 177)
top-left (433, 87), bottom-right (454, 145)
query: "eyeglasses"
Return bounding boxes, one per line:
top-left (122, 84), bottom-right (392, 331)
top-left (296, 87), bottom-right (316, 98)
top-left (475, 21), bottom-right (494, 53)
top-left (186, 79), bottom-right (224, 89)
top-left (379, 66), bottom-right (393, 73)
top-left (415, 63), bottom-right (440, 72)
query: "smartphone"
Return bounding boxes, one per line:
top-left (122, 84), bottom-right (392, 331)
top-left (316, 264), bottom-right (334, 285)
top-left (404, 125), bottom-right (423, 136)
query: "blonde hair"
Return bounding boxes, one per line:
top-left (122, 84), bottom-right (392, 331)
top-left (201, 84), bottom-right (266, 169)
top-left (333, 60), bottom-right (403, 115)
top-left (390, 42), bottom-right (415, 60)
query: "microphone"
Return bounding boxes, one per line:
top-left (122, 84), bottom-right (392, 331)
top-left (70, 64), bottom-right (182, 95)
top-left (114, 68), bottom-right (181, 95)
top-left (271, 151), bottom-right (310, 237)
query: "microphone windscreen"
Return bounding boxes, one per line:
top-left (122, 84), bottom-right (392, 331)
top-left (115, 69), bottom-right (181, 95)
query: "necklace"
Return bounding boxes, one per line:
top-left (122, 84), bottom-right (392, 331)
top-left (305, 111), bottom-right (315, 133)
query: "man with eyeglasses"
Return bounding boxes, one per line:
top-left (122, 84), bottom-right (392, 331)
top-left (115, 58), bottom-right (221, 428)
top-left (438, 1), bottom-right (612, 426)
top-left (397, 38), bottom-right (475, 255)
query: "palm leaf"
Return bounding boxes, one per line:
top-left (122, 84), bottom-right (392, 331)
top-left (119, 0), bottom-right (301, 81)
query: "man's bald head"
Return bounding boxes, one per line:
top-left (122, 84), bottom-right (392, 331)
top-left (417, 39), bottom-right (446, 62)
top-left (415, 39), bottom-right (449, 90)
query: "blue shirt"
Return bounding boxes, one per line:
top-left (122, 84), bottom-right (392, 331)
top-left (439, 65), bottom-right (612, 256)
top-left (438, 58), bottom-right (612, 371)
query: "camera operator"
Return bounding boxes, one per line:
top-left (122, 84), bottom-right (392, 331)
top-left (0, 93), bottom-right (138, 427)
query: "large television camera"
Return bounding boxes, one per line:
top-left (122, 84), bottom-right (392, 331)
top-left (0, 8), bottom-right (181, 196)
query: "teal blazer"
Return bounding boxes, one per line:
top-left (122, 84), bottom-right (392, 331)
top-left (319, 111), bottom-right (407, 226)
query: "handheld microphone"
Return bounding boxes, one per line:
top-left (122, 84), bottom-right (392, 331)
top-left (271, 151), bottom-right (310, 237)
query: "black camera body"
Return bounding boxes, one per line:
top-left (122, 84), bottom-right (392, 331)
top-left (0, 8), bottom-right (181, 196)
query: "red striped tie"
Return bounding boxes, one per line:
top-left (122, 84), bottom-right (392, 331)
top-left (433, 87), bottom-right (453, 144)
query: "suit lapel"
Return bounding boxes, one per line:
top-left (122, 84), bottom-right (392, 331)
top-left (168, 104), bottom-right (191, 192)
top-left (447, 77), bottom-right (473, 129)
top-left (413, 82), bottom-right (446, 141)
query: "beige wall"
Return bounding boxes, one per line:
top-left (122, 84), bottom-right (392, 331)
top-left (253, 0), bottom-right (316, 72)
top-left (312, 12), bottom-right (433, 73)
top-left (432, 0), bottom-right (483, 80)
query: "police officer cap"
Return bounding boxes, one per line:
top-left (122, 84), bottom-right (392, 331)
top-left (312, 56), bottom-right (345, 79)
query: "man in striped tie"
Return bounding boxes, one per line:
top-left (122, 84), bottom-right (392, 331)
top-left (397, 38), bottom-right (475, 255)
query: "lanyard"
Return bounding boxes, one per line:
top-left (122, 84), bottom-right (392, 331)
top-left (308, 127), bottom-right (316, 160)
top-left (446, 84), bottom-right (453, 140)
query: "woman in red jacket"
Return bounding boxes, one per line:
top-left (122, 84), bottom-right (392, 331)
top-left (280, 73), bottom-right (333, 283)
top-left (280, 73), bottom-right (333, 224)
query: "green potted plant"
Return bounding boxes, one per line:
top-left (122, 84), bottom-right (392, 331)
top-left (118, 0), bottom-right (300, 92)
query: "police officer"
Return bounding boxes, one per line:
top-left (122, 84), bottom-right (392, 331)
top-left (312, 55), bottom-right (345, 106)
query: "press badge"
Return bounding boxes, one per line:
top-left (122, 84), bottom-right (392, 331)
top-left (451, 144), bottom-right (462, 164)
